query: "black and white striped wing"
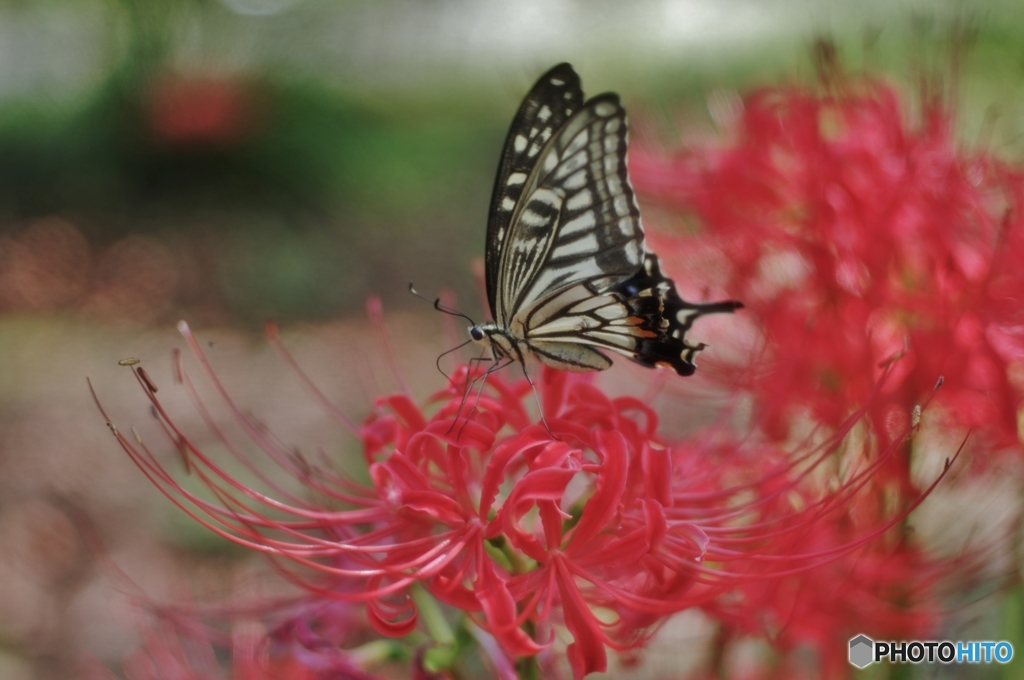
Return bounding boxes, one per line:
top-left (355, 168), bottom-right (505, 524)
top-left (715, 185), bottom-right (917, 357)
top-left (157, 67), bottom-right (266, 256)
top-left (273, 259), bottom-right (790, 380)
top-left (485, 63), bottom-right (583, 320)
top-left (481, 62), bottom-right (742, 377)
top-left (490, 79), bottom-right (643, 324)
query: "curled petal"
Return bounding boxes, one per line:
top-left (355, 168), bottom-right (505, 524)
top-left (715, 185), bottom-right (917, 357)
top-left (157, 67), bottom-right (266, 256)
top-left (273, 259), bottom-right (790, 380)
top-left (475, 544), bottom-right (547, 658)
top-left (366, 577), bottom-right (419, 638)
top-left (612, 396), bottom-right (659, 436)
top-left (479, 435), bottom-right (551, 519)
top-left (555, 559), bottom-right (608, 679)
top-left (641, 443), bottom-right (672, 507)
top-left (499, 467), bottom-right (576, 562)
top-left (641, 499), bottom-right (668, 555)
top-left (401, 490), bottom-right (470, 525)
top-left (570, 430), bottom-right (627, 549)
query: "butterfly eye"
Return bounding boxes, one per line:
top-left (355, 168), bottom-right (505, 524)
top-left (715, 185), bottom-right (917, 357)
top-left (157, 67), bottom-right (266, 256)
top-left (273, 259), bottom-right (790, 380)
top-left (470, 327), bottom-right (485, 342)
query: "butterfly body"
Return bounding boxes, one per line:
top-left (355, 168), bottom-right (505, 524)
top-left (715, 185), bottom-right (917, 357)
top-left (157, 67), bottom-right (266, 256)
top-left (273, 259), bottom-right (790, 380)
top-left (473, 63), bottom-right (740, 378)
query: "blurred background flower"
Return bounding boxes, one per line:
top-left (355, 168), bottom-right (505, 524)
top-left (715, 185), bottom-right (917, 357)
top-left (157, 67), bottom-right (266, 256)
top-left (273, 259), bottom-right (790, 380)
top-left (4, 1), bottom-right (1024, 679)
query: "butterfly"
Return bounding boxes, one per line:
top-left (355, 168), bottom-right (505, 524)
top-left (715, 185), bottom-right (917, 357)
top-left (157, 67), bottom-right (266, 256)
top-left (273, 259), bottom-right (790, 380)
top-left (467, 63), bottom-right (741, 379)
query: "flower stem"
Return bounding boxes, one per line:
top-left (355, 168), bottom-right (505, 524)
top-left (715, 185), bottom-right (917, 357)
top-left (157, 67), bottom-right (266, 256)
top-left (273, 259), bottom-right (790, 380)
top-left (413, 583), bottom-right (455, 646)
top-left (413, 583), bottom-right (459, 672)
top-left (516, 620), bottom-right (538, 680)
top-left (347, 639), bottom-right (407, 667)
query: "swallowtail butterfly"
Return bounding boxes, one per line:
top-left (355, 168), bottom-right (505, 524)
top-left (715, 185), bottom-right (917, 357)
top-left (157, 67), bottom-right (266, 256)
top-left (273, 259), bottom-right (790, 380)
top-left (468, 63), bottom-right (740, 377)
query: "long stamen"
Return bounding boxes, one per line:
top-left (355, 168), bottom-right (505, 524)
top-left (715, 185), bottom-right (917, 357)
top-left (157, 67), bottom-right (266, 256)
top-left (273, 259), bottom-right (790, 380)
top-left (367, 296), bottom-right (411, 396)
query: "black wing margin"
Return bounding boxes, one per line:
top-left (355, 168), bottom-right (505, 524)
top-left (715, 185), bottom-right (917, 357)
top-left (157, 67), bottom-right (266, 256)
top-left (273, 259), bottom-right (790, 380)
top-left (485, 63), bottom-right (584, 319)
top-left (609, 254), bottom-right (743, 376)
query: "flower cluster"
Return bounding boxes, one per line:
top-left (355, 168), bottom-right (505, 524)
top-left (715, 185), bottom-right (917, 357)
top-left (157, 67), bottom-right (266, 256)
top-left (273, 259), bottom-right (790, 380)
top-left (627, 70), bottom-right (1021, 674)
top-left (104, 318), bottom-right (708, 677)
top-left (632, 78), bottom-right (1024, 483)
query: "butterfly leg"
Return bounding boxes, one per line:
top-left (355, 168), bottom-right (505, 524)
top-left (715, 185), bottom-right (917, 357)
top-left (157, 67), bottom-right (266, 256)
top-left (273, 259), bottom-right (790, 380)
top-left (517, 360), bottom-right (558, 440)
top-left (446, 351), bottom-right (495, 435)
top-left (455, 355), bottom-right (514, 439)
top-left (434, 338), bottom-right (475, 383)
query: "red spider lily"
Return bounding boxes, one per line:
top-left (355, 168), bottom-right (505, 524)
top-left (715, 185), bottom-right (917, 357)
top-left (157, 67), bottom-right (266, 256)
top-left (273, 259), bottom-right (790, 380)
top-left (632, 78), bottom-right (1024, 485)
top-left (93, 296), bottom-right (955, 678)
top-left (695, 477), bottom-right (947, 678)
top-left (97, 319), bottom-right (705, 678)
top-left (666, 384), bottom-right (960, 677)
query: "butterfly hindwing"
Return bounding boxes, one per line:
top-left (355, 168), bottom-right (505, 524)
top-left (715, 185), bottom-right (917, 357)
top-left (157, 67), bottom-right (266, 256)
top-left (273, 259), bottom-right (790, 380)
top-left (607, 254), bottom-right (743, 375)
top-left (511, 254), bottom-right (741, 376)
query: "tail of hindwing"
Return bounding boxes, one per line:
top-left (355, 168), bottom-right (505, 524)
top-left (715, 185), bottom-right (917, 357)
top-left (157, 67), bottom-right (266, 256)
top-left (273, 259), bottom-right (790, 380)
top-left (611, 254), bottom-right (743, 376)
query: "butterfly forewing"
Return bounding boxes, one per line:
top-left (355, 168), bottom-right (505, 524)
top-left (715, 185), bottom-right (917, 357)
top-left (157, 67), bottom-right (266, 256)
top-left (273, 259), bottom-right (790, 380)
top-left (496, 94), bottom-right (644, 324)
top-left (486, 63), bottom-right (584, 319)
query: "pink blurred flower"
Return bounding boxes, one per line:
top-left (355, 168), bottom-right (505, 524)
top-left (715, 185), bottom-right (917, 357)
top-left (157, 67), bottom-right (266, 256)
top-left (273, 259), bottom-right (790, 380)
top-left (669, 386), bottom-right (957, 677)
top-left (146, 75), bottom-right (259, 146)
top-left (632, 78), bottom-right (1024, 481)
top-left (79, 603), bottom-right (383, 680)
top-left (696, 470), bottom-right (946, 677)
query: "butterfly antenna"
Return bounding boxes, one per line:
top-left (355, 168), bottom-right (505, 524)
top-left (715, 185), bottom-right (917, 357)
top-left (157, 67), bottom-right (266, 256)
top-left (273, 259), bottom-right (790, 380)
top-left (409, 283), bottom-right (477, 325)
top-left (410, 283), bottom-right (481, 384)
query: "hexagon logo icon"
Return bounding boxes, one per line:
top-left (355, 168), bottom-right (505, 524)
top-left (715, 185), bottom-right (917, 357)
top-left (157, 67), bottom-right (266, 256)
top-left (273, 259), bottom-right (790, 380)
top-left (849, 634), bottom-right (874, 668)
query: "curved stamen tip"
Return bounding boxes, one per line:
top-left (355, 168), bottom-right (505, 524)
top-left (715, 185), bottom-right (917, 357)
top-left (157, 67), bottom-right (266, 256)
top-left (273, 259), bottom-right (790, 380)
top-left (177, 320), bottom-right (192, 337)
top-left (265, 320), bottom-right (279, 340)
